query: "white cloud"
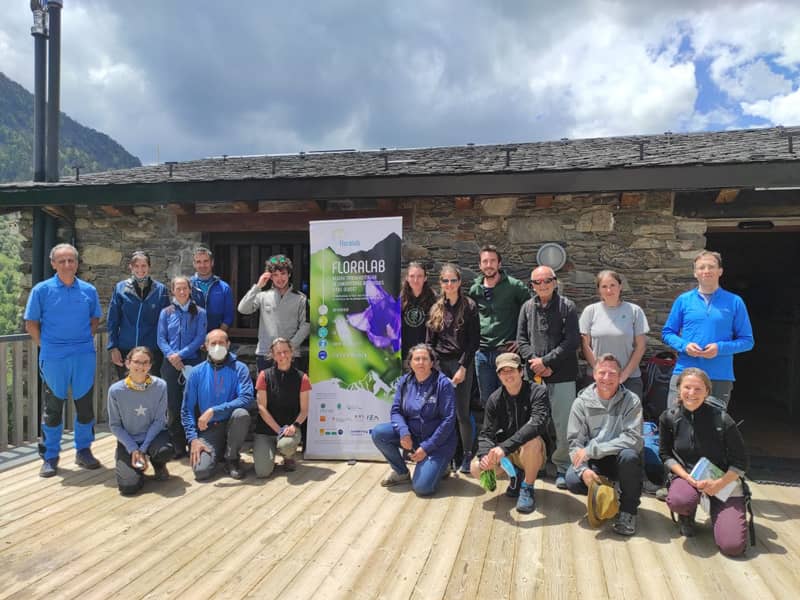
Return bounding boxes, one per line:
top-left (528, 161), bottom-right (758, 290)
top-left (742, 88), bottom-right (800, 123)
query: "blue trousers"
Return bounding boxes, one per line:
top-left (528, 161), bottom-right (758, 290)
top-left (39, 353), bottom-right (96, 460)
top-left (371, 422), bottom-right (451, 496)
top-left (475, 348), bottom-right (502, 407)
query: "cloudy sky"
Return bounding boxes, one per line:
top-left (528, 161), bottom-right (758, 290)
top-left (1, 1), bottom-right (799, 164)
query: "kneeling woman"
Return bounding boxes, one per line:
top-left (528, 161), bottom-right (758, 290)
top-left (253, 338), bottom-right (310, 477)
top-left (371, 343), bottom-right (456, 496)
top-left (107, 347), bottom-right (174, 495)
top-left (659, 367), bottom-right (749, 556)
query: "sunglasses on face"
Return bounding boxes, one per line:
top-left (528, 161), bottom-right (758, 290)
top-left (440, 278), bottom-right (460, 284)
top-left (529, 278), bottom-right (556, 287)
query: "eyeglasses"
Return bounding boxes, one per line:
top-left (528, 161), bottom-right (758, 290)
top-left (129, 359), bottom-right (151, 366)
top-left (529, 278), bottom-right (556, 286)
top-left (440, 278), bottom-right (460, 284)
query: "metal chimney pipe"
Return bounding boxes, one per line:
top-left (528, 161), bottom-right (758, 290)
top-left (31, 3), bottom-right (47, 182)
top-left (45, 0), bottom-right (64, 182)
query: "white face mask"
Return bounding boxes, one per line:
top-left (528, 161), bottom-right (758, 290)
top-left (207, 344), bottom-right (228, 362)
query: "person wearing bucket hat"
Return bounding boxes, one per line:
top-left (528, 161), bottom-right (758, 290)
top-left (566, 353), bottom-right (643, 536)
top-left (471, 352), bottom-right (553, 514)
top-left (587, 476), bottom-right (619, 527)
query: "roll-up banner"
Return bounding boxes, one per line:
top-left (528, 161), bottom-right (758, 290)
top-left (306, 217), bottom-right (403, 459)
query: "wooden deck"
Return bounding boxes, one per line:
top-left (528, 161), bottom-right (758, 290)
top-left (1, 435), bottom-right (799, 600)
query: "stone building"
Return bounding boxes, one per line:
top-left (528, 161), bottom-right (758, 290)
top-left (2, 125), bottom-right (800, 430)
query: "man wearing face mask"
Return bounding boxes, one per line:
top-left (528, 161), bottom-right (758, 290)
top-left (181, 329), bottom-right (254, 480)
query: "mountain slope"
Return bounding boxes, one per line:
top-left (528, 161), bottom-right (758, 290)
top-left (0, 71), bottom-right (141, 183)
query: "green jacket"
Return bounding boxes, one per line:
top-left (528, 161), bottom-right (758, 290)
top-left (468, 271), bottom-right (530, 349)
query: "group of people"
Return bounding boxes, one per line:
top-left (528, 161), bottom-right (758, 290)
top-left (380, 245), bottom-right (753, 555)
top-left (26, 244), bottom-right (311, 492)
top-left (24, 241), bottom-right (754, 557)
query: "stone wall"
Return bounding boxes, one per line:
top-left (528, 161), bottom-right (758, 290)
top-left (18, 190), bottom-right (708, 356)
top-left (403, 191), bottom-right (708, 353)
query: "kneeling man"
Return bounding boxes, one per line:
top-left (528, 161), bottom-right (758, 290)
top-left (182, 329), bottom-right (254, 480)
top-left (566, 353), bottom-right (643, 535)
top-left (471, 353), bottom-right (552, 513)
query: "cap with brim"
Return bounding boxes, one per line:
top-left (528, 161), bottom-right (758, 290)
top-left (495, 352), bottom-right (521, 373)
top-left (587, 475), bottom-right (619, 527)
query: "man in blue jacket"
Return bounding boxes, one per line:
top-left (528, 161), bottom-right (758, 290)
top-left (182, 329), bottom-right (254, 480)
top-left (190, 247), bottom-right (234, 332)
top-left (25, 243), bottom-right (103, 477)
top-left (662, 251), bottom-right (754, 410)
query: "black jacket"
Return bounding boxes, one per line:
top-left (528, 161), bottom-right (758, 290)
top-left (477, 380), bottom-right (553, 458)
top-left (516, 290), bottom-right (579, 383)
top-left (658, 402), bottom-right (748, 476)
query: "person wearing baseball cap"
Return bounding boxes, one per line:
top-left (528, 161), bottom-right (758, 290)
top-left (470, 352), bottom-right (553, 513)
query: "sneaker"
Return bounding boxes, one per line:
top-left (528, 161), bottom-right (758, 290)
top-left (39, 457), bottom-right (58, 478)
top-left (643, 479), bottom-right (662, 495)
top-left (380, 469), bottom-right (411, 487)
top-left (506, 467), bottom-right (523, 498)
top-left (516, 482), bottom-right (536, 514)
top-left (153, 463), bottom-right (170, 481)
top-left (555, 473), bottom-right (567, 490)
top-left (224, 459), bottom-right (246, 480)
top-left (655, 487), bottom-right (669, 502)
top-left (459, 452), bottom-right (473, 474)
top-left (75, 448), bottom-right (101, 470)
top-left (678, 514), bottom-right (696, 537)
top-left (613, 511), bottom-right (637, 536)
top-left (283, 458), bottom-right (297, 472)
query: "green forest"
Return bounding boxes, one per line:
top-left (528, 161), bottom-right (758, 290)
top-left (0, 71), bottom-right (141, 334)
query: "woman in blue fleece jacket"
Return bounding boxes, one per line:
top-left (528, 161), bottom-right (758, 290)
top-left (371, 343), bottom-right (456, 496)
top-left (157, 276), bottom-right (207, 458)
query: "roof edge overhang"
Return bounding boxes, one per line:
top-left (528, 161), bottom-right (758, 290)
top-left (1, 161), bottom-right (799, 209)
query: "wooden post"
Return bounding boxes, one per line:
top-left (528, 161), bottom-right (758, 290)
top-left (27, 340), bottom-right (39, 442)
top-left (12, 342), bottom-right (23, 444)
top-left (0, 342), bottom-right (7, 450)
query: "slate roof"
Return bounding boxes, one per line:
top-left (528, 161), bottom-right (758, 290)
top-left (2, 125), bottom-right (799, 190)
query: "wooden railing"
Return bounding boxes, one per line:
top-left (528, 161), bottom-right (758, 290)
top-left (1, 331), bottom-right (114, 451)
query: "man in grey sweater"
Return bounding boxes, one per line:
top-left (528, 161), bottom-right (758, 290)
top-left (237, 254), bottom-right (310, 373)
top-left (107, 347), bottom-right (174, 495)
top-left (565, 353), bottom-right (643, 536)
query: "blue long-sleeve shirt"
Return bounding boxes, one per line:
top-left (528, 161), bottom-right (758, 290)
top-left (662, 287), bottom-right (754, 380)
top-left (390, 370), bottom-right (456, 458)
top-left (181, 354), bottom-right (254, 442)
top-left (157, 303), bottom-right (207, 361)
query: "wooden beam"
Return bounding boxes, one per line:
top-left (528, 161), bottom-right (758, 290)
top-left (715, 188), bottom-right (740, 204)
top-left (619, 192), bottom-right (641, 208)
top-left (376, 198), bottom-right (399, 211)
top-left (167, 203), bottom-right (195, 216)
top-left (230, 201), bottom-right (258, 213)
top-left (454, 196), bottom-right (473, 209)
top-left (42, 205), bottom-right (75, 222)
top-left (99, 205), bottom-right (134, 217)
top-left (534, 194), bottom-right (554, 209)
top-left (177, 209), bottom-right (414, 233)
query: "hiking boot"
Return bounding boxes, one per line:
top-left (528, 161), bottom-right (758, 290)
top-left (153, 463), bottom-right (170, 481)
top-left (380, 469), bottom-right (411, 487)
top-left (224, 459), bottom-right (246, 480)
top-left (39, 457), bottom-right (58, 478)
top-left (655, 487), bottom-right (669, 502)
top-left (678, 514), bottom-right (696, 537)
top-left (613, 511), bottom-right (637, 536)
top-left (555, 472), bottom-right (567, 490)
top-left (459, 452), bottom-right (473, 474)
top-left (643, 479), bottom-right (662, 495)
top-left (283, 458), bottom-right (297, 472)
top-left (75, 448), bottom-right (101, 470)
top-left (516, 482), bottom-right (536, 514)
top-left (506, 467), bottom-right (523, 498)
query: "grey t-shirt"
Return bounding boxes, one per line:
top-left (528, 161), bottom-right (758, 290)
top-left (107, 376), bottom-right (169, 453)
top-left (579, 301), bottom-right (649, 377)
